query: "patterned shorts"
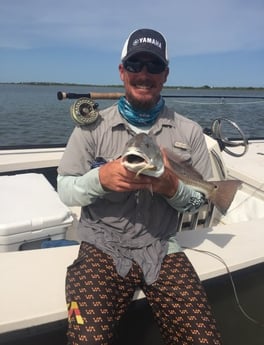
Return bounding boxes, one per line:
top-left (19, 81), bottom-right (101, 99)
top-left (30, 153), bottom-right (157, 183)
top-left (66, 242), bottom-right (222, 345)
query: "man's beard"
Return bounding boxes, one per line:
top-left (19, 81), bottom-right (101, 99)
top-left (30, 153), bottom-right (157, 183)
top-left (125, 91), bottom-right (157, 111)
top-left (125, 78), bottom-right (160, 111)
top-left (128, 97), bottom-right (155, 111)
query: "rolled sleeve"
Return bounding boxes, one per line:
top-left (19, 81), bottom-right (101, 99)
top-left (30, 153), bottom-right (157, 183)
top-left (165, 180), bottom-right (205, 213)
top-left (57, 168), bottom-right (108, 207)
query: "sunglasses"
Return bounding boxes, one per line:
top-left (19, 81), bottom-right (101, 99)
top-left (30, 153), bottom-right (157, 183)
top-left (123, 59), bottom-right (167, 74)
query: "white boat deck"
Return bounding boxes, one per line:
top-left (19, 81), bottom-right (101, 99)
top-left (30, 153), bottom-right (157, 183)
top-left (222, 140), bottom-right (264, 192)
top-left (0, 147), bottom-right (64, 173)
top-left (0, 218), bottom-right (263, 334)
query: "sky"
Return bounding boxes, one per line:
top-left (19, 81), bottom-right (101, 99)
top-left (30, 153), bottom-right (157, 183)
top-left (0, 0), bottom-right (264, 87)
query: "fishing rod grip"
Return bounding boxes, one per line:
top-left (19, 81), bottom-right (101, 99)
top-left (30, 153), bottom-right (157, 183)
top-left (57, 91), bottom-right (124, 100)
top-left (89, 92), bottom-right (124, 99)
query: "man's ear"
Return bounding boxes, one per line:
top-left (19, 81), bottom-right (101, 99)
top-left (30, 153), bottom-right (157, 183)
top-left (119, 64), bottom-right (125, 82)
top-left (163, 67), bottom-right (169, 83)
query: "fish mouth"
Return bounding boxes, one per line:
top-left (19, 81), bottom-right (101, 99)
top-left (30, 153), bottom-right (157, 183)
top-left (122, 152), bottom-right (163, 177)
top-left (121, 133), bottom-right (165, 177)
top-left (124, 154), bottom-right (146, 164)
top-left (122, 152), bottom-right (153, 171)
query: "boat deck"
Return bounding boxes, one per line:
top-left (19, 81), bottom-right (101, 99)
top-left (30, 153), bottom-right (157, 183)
top-left (0, 147), bottom-right (64, 173)
top-left (222, 140), bottom-right (264, 193)
top-left (0, 218), bottom-right (263, 334)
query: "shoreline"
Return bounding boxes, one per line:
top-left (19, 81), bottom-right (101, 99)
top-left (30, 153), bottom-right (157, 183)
top-left (0, 82), bottom-right (263, 91)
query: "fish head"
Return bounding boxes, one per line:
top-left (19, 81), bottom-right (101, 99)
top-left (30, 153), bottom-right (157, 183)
top-left (121, 133), bottom-right (164, 177)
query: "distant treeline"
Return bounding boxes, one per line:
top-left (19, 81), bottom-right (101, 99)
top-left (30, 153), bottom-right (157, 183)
top-left (1, 82), bottom-right (263, 90)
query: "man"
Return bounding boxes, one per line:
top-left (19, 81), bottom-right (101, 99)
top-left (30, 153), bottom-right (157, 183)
top-left (58, 28), bottom-right (222, 345)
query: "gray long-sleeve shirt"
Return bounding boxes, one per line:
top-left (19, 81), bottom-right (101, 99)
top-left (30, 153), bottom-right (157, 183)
top-left (57, 104), bottom-right (212, 284)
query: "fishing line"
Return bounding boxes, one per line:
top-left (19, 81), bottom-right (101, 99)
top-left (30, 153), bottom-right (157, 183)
top-left (171, 99), bottom-right (264, 105)
top-left (181, 246), bottom-right (264, 327)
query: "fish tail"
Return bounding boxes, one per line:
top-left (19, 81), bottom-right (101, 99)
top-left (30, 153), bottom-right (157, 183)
top-left (209, 180), bottom-right (242, 214)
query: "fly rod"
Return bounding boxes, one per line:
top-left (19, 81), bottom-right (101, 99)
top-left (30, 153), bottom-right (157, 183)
top-left (57, 91), bottom-right (264, 101)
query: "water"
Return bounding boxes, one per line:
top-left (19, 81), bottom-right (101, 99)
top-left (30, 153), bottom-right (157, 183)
top-left (0, 84), bottom-right (263, 147)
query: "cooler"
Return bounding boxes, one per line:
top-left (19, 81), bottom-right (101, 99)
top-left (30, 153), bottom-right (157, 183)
top-left (0, 173), bottom-right (73, 252)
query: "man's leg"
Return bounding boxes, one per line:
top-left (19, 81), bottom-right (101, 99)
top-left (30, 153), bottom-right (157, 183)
top-left (143, 252), bottom-right (222, 345)
top-left (66, 242), bottom-right (140, 345)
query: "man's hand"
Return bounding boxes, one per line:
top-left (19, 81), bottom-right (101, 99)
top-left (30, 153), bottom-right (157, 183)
top-left (149, 149), bottom-right (179, 198)
top-left (99, 158), bottom-right (153, 192)
top-left (99, 151), bottom-right (179, 198)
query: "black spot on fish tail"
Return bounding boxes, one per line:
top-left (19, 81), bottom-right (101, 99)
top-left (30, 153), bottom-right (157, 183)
top-left (209, 180), bottom-right (242, 214)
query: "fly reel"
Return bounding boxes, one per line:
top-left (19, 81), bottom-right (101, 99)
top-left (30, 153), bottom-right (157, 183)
top-left (70, 97), bottom-right (99, 125)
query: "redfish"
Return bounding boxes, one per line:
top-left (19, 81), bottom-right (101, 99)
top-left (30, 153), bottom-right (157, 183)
top-left (121, 133), bottom-right (241, 214)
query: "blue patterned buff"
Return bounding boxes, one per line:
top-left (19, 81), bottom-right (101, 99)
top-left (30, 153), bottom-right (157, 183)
top-left (118, 96), bottom-right (164, 126)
